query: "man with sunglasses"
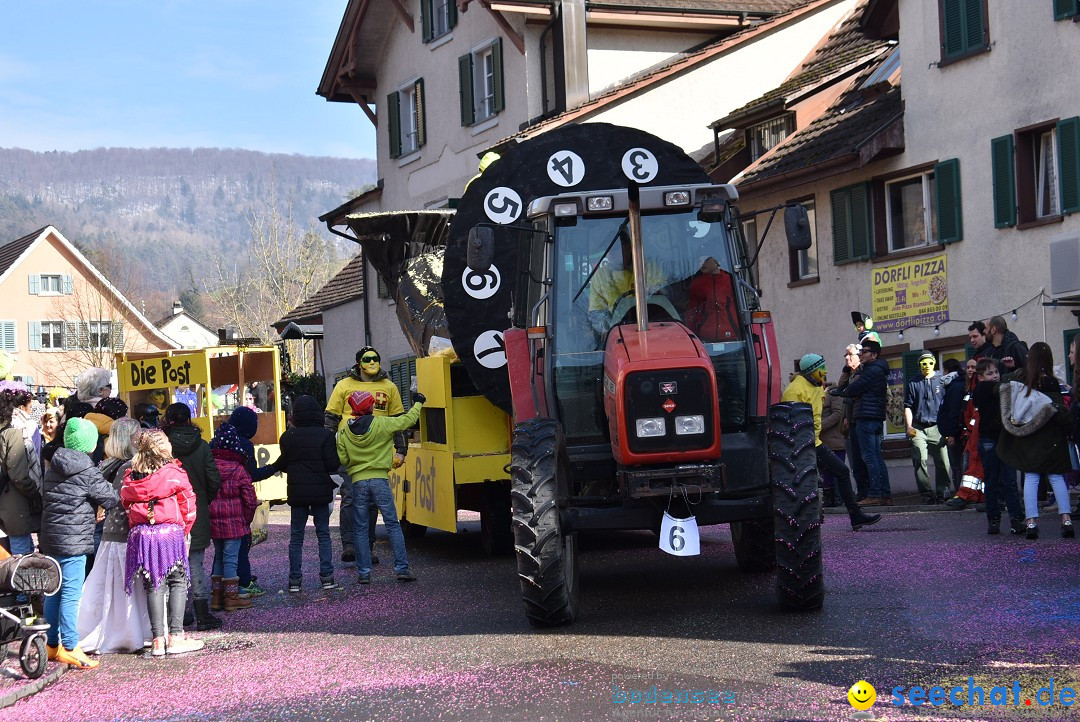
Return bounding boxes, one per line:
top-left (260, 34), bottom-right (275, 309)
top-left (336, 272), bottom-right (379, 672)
top-left (325, 346), bottom-right (408, 562)
top-left (904, 352), bottom-right (951, 504)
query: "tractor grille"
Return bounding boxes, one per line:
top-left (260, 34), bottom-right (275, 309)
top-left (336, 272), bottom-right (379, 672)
top-left (624, 368), bottom-right (715, 454)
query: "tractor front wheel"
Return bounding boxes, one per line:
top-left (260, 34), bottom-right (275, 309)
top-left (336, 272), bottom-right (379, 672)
top-left (768, 402), bottom-right (824, 611)
top-left (510, 418), bottom-right (578, 626)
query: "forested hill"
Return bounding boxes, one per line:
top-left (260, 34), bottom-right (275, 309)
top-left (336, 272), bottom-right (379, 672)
top-left (0, 146), bottom-right (376, 321)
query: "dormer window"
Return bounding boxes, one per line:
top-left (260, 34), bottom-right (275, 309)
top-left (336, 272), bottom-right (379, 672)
top-left (747, 115), bottom-right (794, 162)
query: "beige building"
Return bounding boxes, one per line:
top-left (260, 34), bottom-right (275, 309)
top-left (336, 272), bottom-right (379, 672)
top-left (725, 0), bottom-right (1080, 441)
top-left (0, 226), bottom-right (176, 388)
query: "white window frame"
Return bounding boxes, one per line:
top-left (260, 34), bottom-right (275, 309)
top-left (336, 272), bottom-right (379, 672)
top-left (39, 274), bottom-right (63, 294)
top-left (397, 81), bottom-right (420, 156)
top-left (473, 42), bottom-right (497, 122)
top-left (885, 170), bottom-right (937, 252)
top-left (796, 200), bottom-right (818, 280)
top-left (40, 321), bottom-right (64, 350)
top-left (88, 321), bottom-right (112, 351)
top-left (0, 320), bottom-right (15, 352)
top-left (431, 0), bottom-right (451, 38)
top-left (1035, 128), bottom-right (1060, 219)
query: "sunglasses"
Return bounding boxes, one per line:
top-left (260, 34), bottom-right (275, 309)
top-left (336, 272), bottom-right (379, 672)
top-left (361, 355), bottom-right (380, 363)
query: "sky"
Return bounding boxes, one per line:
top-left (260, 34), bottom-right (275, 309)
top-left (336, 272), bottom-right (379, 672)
top-left (0, 1), bottom-right (375, 159)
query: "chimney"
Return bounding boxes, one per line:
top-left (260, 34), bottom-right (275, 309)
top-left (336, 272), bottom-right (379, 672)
top-left (561, 0), bottom-right (589, 110)
top-left (172, 301), bottom-right (183, 316)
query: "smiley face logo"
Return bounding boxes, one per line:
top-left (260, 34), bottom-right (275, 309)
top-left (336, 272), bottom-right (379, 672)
top-left (847, 680), bottom-right (876, 711)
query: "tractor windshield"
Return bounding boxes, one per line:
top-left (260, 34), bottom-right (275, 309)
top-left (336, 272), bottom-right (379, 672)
top-left (550, 209), bottom-right (748, 443)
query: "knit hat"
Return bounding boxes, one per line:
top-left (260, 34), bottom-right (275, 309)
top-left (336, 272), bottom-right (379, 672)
top-left (227, 406), bottom-right (258, 439)
top-left (209, 422), bottom-right (248, 456)
top-left (799, 353), bottom-right (826, 374)
top-left (64, 417), bottom-right (99, 453)
top-left (348, 390), bottom-right (375, 416)
top-left (918, 351), bottom-right (935, 363)
top-left (95, 396), bottom-right (129, 420)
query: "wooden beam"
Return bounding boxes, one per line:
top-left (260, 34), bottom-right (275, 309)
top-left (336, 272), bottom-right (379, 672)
top-left (349, 92), bottom-right (378, 128)
top-left (481, 2), bottom-right (525, 54)
top-left (386, 0), bottom-right (415, 32)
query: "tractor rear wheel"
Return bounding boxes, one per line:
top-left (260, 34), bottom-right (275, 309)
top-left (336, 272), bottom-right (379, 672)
top-left (768, 402), bottom-right (824, 611)
top-left (730, 519), bottom-right (776, 572)
top-left (510, 418), bottom-right (578, 626)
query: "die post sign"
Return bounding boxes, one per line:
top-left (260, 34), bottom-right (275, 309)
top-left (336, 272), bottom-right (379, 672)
top-left (871, 254), bottom-right (949, 332)
top-left (118, 353), bottom-right (207, 391)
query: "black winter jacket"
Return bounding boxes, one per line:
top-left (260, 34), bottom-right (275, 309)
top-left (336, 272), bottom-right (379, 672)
top-left (40, 447), bottom-right (119, 557)
top-left (269, 396), bottom-right (339, 506)
top-left (165, 424), bottom-right (221, 552)
top-left (984, 331), bottom-right (1028, 369)
top-left (833, 358), bottom-right (889, 422)
top-left (936, 374), bottom-right (966, 438)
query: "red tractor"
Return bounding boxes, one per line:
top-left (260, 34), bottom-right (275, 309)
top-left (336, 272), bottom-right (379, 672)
top-left (444, 123), bottom-right (823, 625)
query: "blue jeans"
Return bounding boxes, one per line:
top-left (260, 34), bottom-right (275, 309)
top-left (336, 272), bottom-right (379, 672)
top-left (8, 534), bottom-right (34, 555)
top-left (289, 504), bottom-right (334, 582)
top-left (352, 479), bottom-right (408, 576)
top-left (854, 420), bottom-right (891, 498)
top-left (44, 555), bottom-right (86, 649)
top-left (339, 465), bottom-right (378, 550)
top-left (212, 538), bottom-right (242, 578)
top-left (846, 433), bottom-right (869, 498)
top-left (978, 439), bottom-right (1023, 520)
top-left (238, 534), bottom-right (252, 586)
top-left (1023, 472), bottom-right (1070, 521)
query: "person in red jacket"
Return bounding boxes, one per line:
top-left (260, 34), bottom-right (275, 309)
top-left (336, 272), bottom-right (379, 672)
top-left (208, 422), bottom-right (258, 611)
top-left (120, 429), bottom-right (202, 657)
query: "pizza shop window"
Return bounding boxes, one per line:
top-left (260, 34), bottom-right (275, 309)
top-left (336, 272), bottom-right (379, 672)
top-left (886, 171), bottom-right (937, 252)
top-left (871, 159), bottom-right (963, 257)
top-left (788, 198), bottom-right (818, 283)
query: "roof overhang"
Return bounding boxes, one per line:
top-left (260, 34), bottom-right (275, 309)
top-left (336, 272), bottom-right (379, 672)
top-left (279, 323), bottom-right (324, 340)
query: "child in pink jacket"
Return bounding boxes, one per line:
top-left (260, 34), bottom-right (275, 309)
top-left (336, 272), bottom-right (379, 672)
top-left (208, 422), bottom-right (258, 612)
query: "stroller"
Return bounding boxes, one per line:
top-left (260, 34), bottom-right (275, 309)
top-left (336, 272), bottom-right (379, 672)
top-left (0, 552), bottom-right (61, 679)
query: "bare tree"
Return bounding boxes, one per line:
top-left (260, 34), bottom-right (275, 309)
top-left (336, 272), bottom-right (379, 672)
top-left (208, 186), bottom-right (343, 357)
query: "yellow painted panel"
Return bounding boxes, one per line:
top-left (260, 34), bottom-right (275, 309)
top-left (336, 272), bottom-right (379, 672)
top-left (416, 355), bottom-right (450, 407)
top-left (451, 396), bottom-right (510, 455)
top-left (118, 352), bottom-right (207, 391)
top-left (453, 453), bottom-right (510, 484)
top-left (402, 447), bottom-right (456, 533)
top-left (388, 444), bottom-right (413, 511)
top-left (252, 443), bottom-right (286, 503)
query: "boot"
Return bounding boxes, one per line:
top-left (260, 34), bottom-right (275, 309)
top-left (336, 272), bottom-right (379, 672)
top-left (849, 510), bottom-right (882, 531)
top-left (987, 515), bottom-right (1001, 535)
top-left (210, 575), bottom-right (224, 611)
top-left (224, 577), bottom-right (252, 611)
top-left (183, 606), bottom-right (195, 627)
top-left (1009, 517), bottom-right (1027, 535)
top-left (56, 646), bottom-right (99, 669)
top-left (194, 599), bottom-right (223, 631)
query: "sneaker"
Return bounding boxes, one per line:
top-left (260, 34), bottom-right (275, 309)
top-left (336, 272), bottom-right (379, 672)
top-left (1026, 523), bottom-right (1039, 540)
top-left (395, 569), bottom-right (418, 582)
top-left (1063, 521), bottom-right (1075, 539)
top-left (166, 635), bottom-right (204, 655)
top-left (341, 546), bottom-right (356, 562)
top-left (320, 578), bottom-right (338, 590)
top-left (288, 580), bottom-right (301, 593)
top-left (239, 581), bottom-right (265, 597)
top-left (357, 574), bottom-right (371, 585)
top-left (945, 497), bottom-right (969, 510)
top-left (150, 638), bottom-right (167, 658)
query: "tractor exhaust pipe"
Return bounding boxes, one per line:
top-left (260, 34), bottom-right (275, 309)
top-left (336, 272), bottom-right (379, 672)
top-left (628, 184), bottom-right (648, 334)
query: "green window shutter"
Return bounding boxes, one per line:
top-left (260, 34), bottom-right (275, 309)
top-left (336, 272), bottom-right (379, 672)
top-left (377, 274), bottom-right (390, 299)
top-left (1057, 116), bottom-right (1080, 214)
top-left (415, 78), bottom-right (426, 149)
top-left (28, 274), bottom-right (39, 295)
top-left (831, 187), bottom-right (852, 264)
top-left (492, 38), bottom-right (504, 113)
top-left (459, 53), bottom-right (474, 127)
top-left (448, 0), bottom-right (457, 30)
top-left (28, 321), bottom-right (40, 351)
top-left (962, 0), bottom-right (986, 52)
top-left (990, 135), bottom-right (1016, 227)
top-left (849, 183), bottom-right (872, 260)
top-left (964, 342), bottom-right (975, 360)
top-left (1053, 0), bottom-right (1078, 20)
top-left (934, 158), bottom-right (963, 243)
top-left (942, 0), bottom-right (965, 57)
top-left (901, 350), bottom-right (924, 390)
top-left (421, 0), bottom-right (433, 42)
top-left (63, 275), bottom-right (73, 294)
top-left (387, 92), bottom-right (402, 159)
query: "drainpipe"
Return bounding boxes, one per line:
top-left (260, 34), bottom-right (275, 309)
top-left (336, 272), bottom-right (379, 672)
top-left (326, 224), bottom-right (373, 346)
top-left (561, 0), bottom-right (589, 109)
top-left (539, 6), bottom-right (559, 116)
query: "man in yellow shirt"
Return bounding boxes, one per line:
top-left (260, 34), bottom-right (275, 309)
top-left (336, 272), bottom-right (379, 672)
top-left (325, 346), bottom-right (408, 562)
top-left (781, 353), bottom-right (881, 531)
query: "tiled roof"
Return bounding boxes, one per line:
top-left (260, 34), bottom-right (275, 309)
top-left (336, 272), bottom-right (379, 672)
top-left (493, 0), bottom-right (838, 148)
top-left (276, 253), bottom-right (365, 327)
top-left (736, 83), bottom-right (902, 188)
top-left (0, 227), bottom-right (46, 278)
top-left (713, 0), bottom-right (891, 127)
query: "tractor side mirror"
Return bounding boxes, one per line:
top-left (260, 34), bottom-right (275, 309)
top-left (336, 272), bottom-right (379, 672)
top-left (784, 204), bottom-right (812, 251)
top-left (466, 226), bottom-right (495, 271)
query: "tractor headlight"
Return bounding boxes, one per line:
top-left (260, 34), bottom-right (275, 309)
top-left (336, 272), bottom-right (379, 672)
top-left (674, 415), bottom-right (705, 435)
top-left (664, 191), bottom-right (691, 206)
top-left (554, 202), bottom-right (579, 217)
top-left (635, 417), bottom-right (666, 438)
top-left (586, 195), bottom-right (614, 211)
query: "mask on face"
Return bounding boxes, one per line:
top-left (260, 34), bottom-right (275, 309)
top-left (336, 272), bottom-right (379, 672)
top-left (919, 358), bottom-right (936, 377)
top-left (359, 353), bottom-right (381, 376)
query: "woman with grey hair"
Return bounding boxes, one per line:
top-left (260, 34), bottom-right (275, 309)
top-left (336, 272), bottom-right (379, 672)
top-left (77, 417), bottom-right (152, 654)
top-left (63, 367), bottom-right (113, 422)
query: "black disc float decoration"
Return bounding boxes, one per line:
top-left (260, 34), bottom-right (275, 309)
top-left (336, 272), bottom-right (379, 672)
top-left (444, 123), bottom-right (709, 413)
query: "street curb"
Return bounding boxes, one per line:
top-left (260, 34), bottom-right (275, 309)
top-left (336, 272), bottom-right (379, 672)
top-left (0, 664), bottom-right (67, 710)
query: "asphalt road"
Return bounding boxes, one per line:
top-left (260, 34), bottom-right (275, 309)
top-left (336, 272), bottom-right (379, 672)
top-left (9, 506), bottom-right (1079, 721)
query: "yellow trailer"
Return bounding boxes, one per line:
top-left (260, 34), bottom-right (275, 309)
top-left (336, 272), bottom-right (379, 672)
top-left (388, 354), bottom-right (513, 554)
top-left (114, 346), bottom-right (287, 503)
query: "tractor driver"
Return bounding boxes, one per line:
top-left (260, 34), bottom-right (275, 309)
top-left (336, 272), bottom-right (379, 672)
top-left (586, 225), bottom-right (679, 335)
